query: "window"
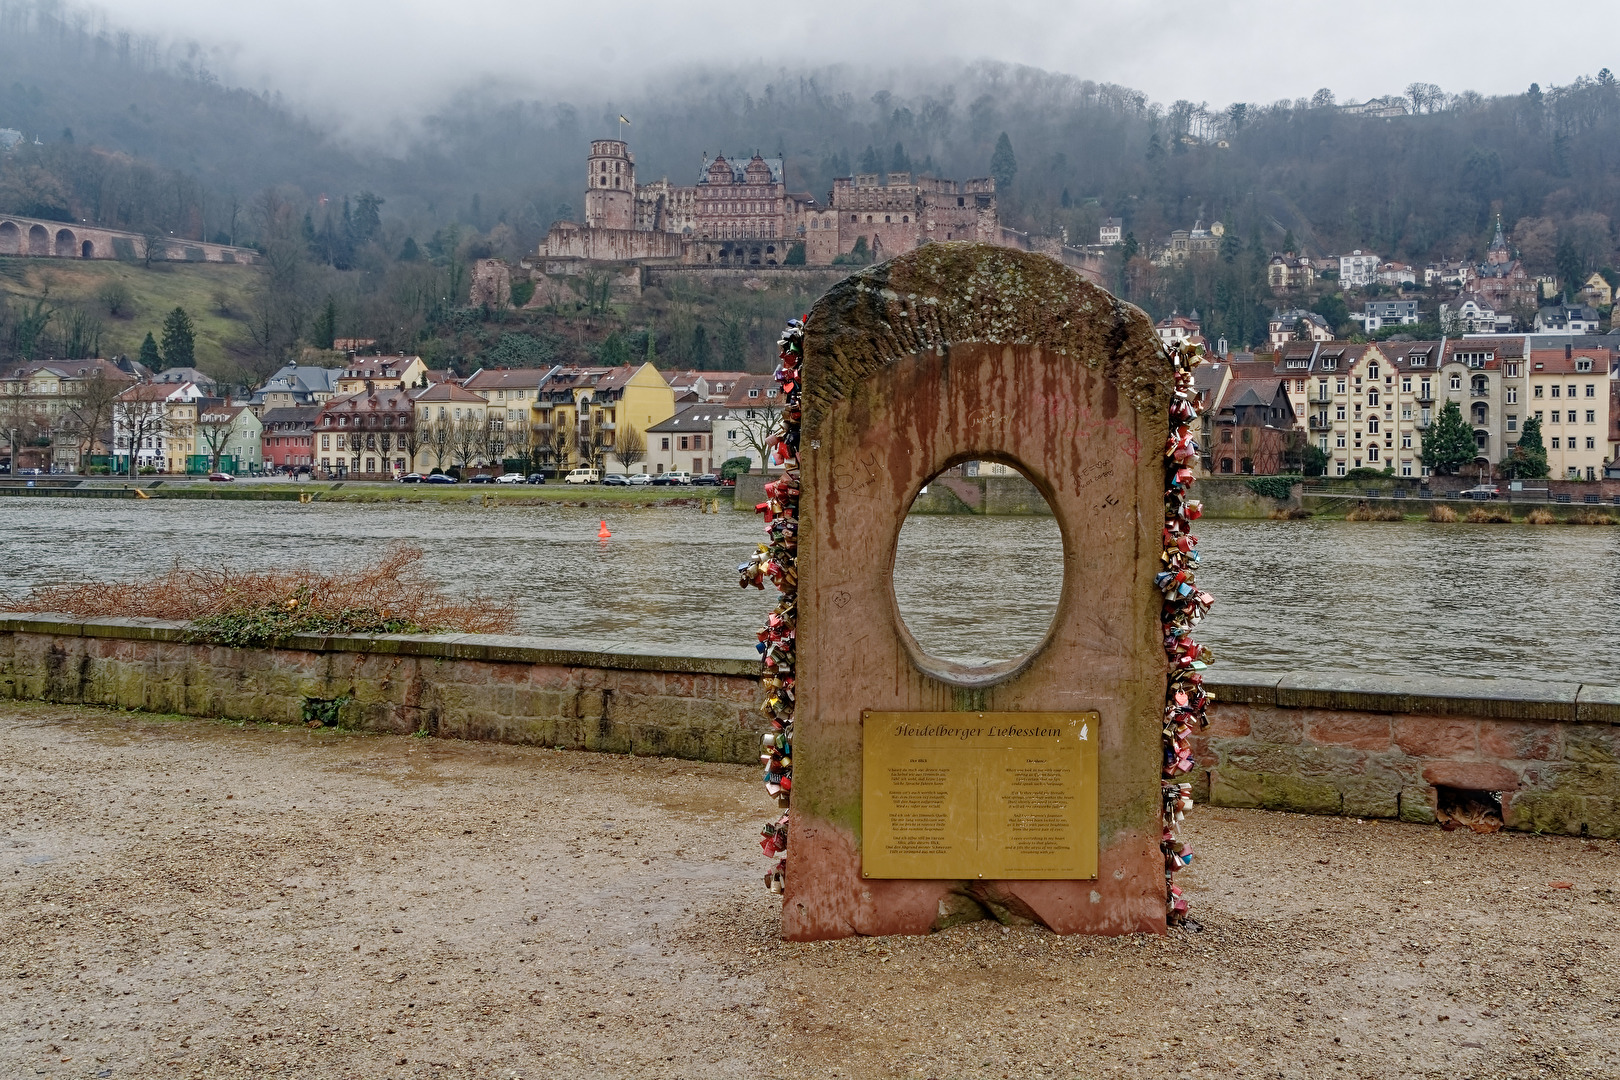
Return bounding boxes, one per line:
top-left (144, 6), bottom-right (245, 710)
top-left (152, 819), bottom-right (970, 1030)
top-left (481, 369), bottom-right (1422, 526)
top-left (1401, 460), bottom-right (1412, 477)
top-left (1368, 390), bottom-right (1380, 406)
top-left (1552, 438), bottom-right (1561, 449)
top-left (1368, 418), bottom-right (1380, 434)
top-left (1586, 384), bottom-right (1597, 397)
top-left (1335, 461), bottom-right (1346, 476)
top-left (321, 434), bottom-right (330, 450)
top-left (1535, 410), bottom-right (1544, 421)
top-left (1506, 363), bottom-right (1519, 377)
top-left (1368, 363), bottom-right (1380, 379)
top-left (1567, 384), bottom-right (1577, 397)
top-left (1401, 434), bottom-right (1412, 448)
top-left (1506, 388), bottom-right (1517, 404)
top-left (748, 389), bottom-right (759, 398)
top-left (727, 429), bottom-right (737, 441)
top-left (1336, 405), bottom-right (1346, 421)
top-left (1368, 446), bottom-right (1380, 461)
top-left (1401, 377), bottom-right (1412, 393)
top-left (660, 437), bottom-right (669, 450)
top-left (1507, 415), bottom-right (1517, 432)
top-left (1577, 360), bottom-right (1593, 372)
top-left (1335, 433), bottom-right (1346, 448)
top-left (1336, 379), bottom-right (1347, 395)
top-left (1449, 375), bottom-right (1462, 390)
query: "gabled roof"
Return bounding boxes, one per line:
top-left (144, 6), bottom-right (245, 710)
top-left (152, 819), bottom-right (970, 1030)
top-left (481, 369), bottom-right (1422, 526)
top-left (1527, 347), bottom-right (1610, 374)
top-left (462, 366), bottom-right (555, 391)
top-left (723, 374), bottom-right (781, 408)
top-left (411, 382), bottom-right (486, 404)
top-left (647, 403), bottom-right (727, 433)
top-left (319, 388), bottom-right (415, 414)
top-left (259, 406), bottom-right (320, 426)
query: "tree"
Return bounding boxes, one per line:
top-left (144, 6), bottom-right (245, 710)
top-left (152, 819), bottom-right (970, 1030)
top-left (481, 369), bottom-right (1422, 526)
top-left (196, 405), bottom-right (237, 472)
top-left (113, 393), bottom-right (165, 477)
top-left (1299, 444), bottom-right (1328, 477)
top-left (312, 296), bottom-right (337, 350)
top-left (720, 316), bottom-right (746, 370)
top-left (397, 415), bottom-right (424, 475)
top-left (421, 417), bottom-right (453, 473)
top-left (597, 333), bottom-right (631, 366)
top-left (734, 401), bottom-right (783, 471)
top-left (720, 456), bottom-right (753, 482)
top-left (1420, 400), bottom-right (1477, 476)
top-left (159, 307), bottom-right (195, 369)
top-left (783, 242), bottom-right (806, 266)
top-left (1501, 415), bottom-right (1549, 479)
top-left (1555, 235), bottom-right (1584, 301)
top-left (62, 369), bottom-right (121, 470)
top-left (690, 324), bottom-right (713, 367)
top-left (451, 414), bottom-right (482, 471)
top-left (400, 237), bottom-right (420, 262)
top-left (644, 329), bottom-right (658, 366)
top-left (138, 332), bottom-right (162, 372)
top-left (990, 132), bottom-right (1018, 189)
top-left (1312, 294), bottom-right (1349, 335)
top-left (352, 192), bottom-right (384, 244)
top-left (615, 424), bottom-right (646, 471)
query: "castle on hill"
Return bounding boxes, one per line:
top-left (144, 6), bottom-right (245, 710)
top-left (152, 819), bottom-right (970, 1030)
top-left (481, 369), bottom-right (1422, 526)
top-left (540, 139), bottom-right (1101, 280)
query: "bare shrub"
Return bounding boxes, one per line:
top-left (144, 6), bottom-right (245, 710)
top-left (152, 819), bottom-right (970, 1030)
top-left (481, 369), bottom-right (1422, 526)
top-left (1464, 507), bottom-right (1511, 523)
top-left (1525, 508), bottom-right (1556, 524)
top-left (1347, 502), bottom-right (1403, 521)
top-left (1269, 507), bottom-right (1313, 520)
top-left (0, 544), bottom-right (514, 641)
top-left (1566, 510), bottom-right (1616, 526)
top-left (1426, 505), bottom-right (1459, 523)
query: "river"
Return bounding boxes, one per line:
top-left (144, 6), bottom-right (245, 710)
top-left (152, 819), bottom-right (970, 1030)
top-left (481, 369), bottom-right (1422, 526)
top-left (2, 498), bottom-right (1616, 684)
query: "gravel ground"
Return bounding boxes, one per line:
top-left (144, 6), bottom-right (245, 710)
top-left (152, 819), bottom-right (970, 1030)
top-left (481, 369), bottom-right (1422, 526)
top-left (1, 702), bottom-right (1616, 1080)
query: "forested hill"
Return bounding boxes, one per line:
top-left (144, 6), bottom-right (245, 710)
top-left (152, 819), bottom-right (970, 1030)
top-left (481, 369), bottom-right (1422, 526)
top-left (3, 1), bottom-right (1620, 345)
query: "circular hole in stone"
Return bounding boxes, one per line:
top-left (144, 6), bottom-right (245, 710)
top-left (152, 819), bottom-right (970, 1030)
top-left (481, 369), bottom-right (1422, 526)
top-left (891, 460), bottom-right (1063, 675)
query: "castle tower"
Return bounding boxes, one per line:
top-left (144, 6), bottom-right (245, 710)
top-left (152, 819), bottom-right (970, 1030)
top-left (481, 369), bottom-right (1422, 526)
top-left (585, 140), bottom-right (636, 231)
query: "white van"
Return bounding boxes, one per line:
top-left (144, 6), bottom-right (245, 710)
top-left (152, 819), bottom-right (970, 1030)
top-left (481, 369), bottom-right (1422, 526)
top-left (663, 471), bottom-right (693, 485)
top-left (564, 468), bottom-right (600, 485)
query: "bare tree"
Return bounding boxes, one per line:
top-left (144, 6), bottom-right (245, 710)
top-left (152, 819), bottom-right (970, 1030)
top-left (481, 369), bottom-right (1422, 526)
top-left (733, 403), bottom-right (783, 472)
top-left (615, 424), bottom-right (646, 472)
top-left (62, 369), bottom-right (123, 471)
top-left (196, 406), bottom-right (237, 473)
top-left (419, 417), bottom-right (453, 473)
top-left (114, 394), bottom-right (166, 477)
top-left (398, 417), bottom-right (424, 474)
top-left (451, 415), bottom-right (482, 471)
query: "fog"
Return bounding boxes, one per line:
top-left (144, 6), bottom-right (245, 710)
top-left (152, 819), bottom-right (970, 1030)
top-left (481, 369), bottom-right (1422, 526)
top-left (85, 0), bottom-right (1613, 134)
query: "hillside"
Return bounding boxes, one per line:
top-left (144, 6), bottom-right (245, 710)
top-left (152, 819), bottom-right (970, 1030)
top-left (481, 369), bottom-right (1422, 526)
top-left (0, 258), bottom-right (261, 382)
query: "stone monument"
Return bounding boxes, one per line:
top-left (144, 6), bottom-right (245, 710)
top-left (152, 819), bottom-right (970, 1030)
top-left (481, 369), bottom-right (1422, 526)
top-left (782, 243), bottom-right (1174, 940)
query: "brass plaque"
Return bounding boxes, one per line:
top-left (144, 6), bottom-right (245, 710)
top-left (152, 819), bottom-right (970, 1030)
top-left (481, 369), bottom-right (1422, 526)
top-left (861, 711), bottom-right (1099, 880)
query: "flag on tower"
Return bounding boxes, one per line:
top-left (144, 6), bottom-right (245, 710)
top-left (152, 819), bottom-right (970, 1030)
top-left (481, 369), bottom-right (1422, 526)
top-left (619, 115), bottom-right (631, 126)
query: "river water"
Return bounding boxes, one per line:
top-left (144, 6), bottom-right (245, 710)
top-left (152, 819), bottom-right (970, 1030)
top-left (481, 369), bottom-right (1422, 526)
top-left (3, 498), bottom-right (1616, 684)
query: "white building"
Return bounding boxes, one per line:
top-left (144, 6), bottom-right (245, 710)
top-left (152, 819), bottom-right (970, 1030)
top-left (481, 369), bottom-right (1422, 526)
top-left (1099, 218), bottom-right (1123, 246)
top-left (1338, 250), bottom-right (1381, 288)
top-left (1440, 295), bottom-right (1499, 334)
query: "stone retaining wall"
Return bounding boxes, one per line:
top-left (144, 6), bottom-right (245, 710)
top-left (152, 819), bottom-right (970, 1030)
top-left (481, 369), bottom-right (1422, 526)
top-left (2, 615), bottom-right (1615, 837)
top-left (0, 615), bottom-right (766, 765)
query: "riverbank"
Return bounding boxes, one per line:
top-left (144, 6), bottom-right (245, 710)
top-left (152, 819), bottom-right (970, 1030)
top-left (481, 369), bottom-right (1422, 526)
top-left (2, 700), bottom-right (1614, 1080)
top-left (0, 478), bottom-right (732, 508)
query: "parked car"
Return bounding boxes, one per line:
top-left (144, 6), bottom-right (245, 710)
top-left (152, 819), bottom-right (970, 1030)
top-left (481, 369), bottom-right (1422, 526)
top-left (17, 467), bottom-right (43, 476)
top-left (525, 473), bottom-right (548, 485)
top-left (495, 473), bottom-right (525, 484)
top-left (398, 473), bottom-right (424, 483)
top-left (692, 473), bottom-right (720, 486)
top-left (207, 472), bottom-right (234, 482)
top-left (564, 468), bottom-right (600, 485)
top-left (1462, 484), bottom-right (1500, 500)
top-left (424, 473), bottom-right (457, 484)
top-left (468, 474), bottom-right (496, 484)
top-left (602, 473), bottom-right (629, 486)
top-left (626, 473), bottom-right (652, 486)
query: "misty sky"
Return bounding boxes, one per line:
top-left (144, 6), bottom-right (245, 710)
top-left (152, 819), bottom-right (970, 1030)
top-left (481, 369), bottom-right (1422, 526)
top-left (92, 0), bottom-right (1616, 129)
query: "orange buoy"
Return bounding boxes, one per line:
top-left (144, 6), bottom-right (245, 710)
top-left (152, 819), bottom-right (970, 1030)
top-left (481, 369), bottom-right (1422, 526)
top-left (597, 520), bottom-right (611, 539)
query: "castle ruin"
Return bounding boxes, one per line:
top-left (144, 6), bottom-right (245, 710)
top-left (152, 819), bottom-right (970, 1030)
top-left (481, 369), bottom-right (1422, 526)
top-left (539, 139), bottom-right (1101, 282)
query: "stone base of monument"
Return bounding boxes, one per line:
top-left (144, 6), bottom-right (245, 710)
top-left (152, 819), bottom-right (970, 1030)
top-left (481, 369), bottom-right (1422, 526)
top-left (780, 244), bottom-right (1174, 940)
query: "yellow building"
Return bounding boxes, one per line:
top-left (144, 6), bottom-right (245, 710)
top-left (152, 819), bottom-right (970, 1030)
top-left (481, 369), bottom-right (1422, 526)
top-left (533, 362), bottom-right (675, 474)
top-left (334, 355), bottom-right (428, 395)
top-left (1527, 347), bottom-right (1611, 480)
top-left (406, 383), bottom-right (489, 475)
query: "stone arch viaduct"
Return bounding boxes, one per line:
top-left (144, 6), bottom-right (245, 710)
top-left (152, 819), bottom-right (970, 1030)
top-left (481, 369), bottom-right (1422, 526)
top-left (0, 214), bottom-right (260, 264)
